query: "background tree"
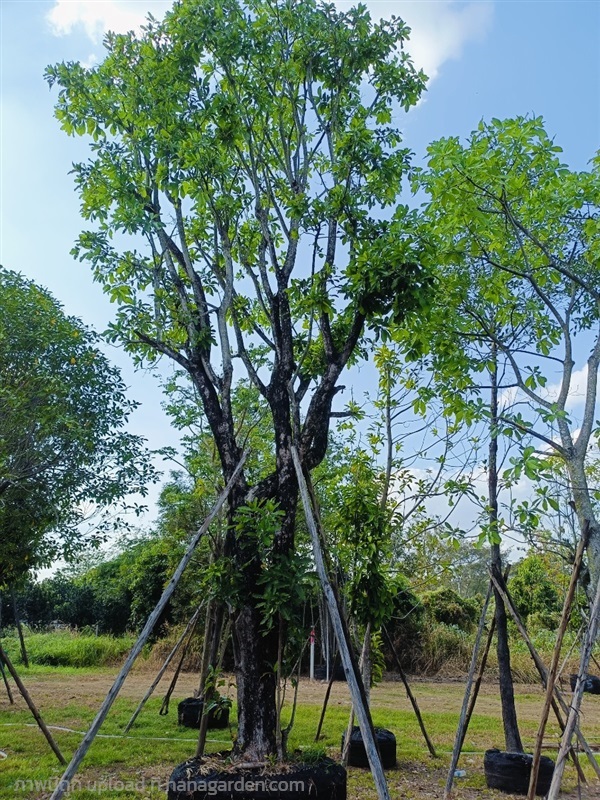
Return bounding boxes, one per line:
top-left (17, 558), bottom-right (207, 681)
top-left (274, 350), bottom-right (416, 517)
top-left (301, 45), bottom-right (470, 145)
top-left (400, 115), bottom-right (600, 750)
top-left (0, 267), bottom-right (155, 586)
top-left (46, 0), bottom-right (428, 761)
top-left (414, 116), bottom-right (600, 592)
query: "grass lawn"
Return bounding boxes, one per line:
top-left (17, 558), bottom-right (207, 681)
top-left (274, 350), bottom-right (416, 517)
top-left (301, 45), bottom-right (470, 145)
top-left (0, 666), bottom-right (599, 799)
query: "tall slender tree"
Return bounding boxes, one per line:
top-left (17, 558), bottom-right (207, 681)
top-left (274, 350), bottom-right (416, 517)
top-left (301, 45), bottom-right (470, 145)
top-left (413, 116), bottom-right (600, 593)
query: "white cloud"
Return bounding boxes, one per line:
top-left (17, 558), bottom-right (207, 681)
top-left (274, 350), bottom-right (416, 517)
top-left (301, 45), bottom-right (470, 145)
top-left (339, 1), bottom-right (494, 82)
top-left (47, 1), bottom-right (170, 44)
top-left (81, 53), bottom-right (100, 69)
top-left (47, 1), bottom-right (493, 82)
top-left (501, 364), bottom-right (591, 415)
top-left (546, 364), bottom-right (589, 411)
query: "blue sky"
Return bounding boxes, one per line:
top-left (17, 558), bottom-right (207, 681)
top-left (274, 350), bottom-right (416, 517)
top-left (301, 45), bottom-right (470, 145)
top-left (1, 0), bottom-right (599, 540)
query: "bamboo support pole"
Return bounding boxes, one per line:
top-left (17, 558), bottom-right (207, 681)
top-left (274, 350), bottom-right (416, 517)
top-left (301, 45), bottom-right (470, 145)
top-left (490, 571), bottom-right (596, 781)
top-left (0, 656), bottom-right (14, 704)
top-left (314, 650), bottom-right (340, 741)
top-left (342, 626), bottom-right (369, 766)
top-left (457, 567), bottom-right (509, 757)
top-left (0, 643), bottom-right (65, 764)
top-left (527, 526), bottom-right (589, 800)
top-left (292, 446), bottom-right (390, 800)
top-left (383, 625), bottom-right (436, 757)
top-left (444, 581), bottom-right (493, 800)
top-left (547, 571), bottom-right (600, 800)
top-left (459, 615), bottom-right (495, 755)
top-left (196, 597), bottom-right (215, 697)
top-left (123, 605), bottom-right (203, 733)
top-left (159, 627), bottom-right (193, 716)
top-left (12, 590), bottom-right (28, 668)
top-left (48, 452), bottom-right (247, 800)
top-left (196, 604), bottom-right (225, 758)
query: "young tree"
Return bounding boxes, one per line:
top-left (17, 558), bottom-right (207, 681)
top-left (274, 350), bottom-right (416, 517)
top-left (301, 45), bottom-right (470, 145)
top-left (403, 116), bottom-right (600, 750)
top-left (414, 116), bottom-right (600, 593)
top-left (46, 0), bottom-right (428, 760)
top-left (0, 267), bottom-right (154, 586)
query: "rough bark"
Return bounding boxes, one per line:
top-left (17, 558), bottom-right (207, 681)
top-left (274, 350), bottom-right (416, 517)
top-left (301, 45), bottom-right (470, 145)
top-left (167, 243), bottom-right (364, 762)
top-left (232, 605), bottom-right (279, 760)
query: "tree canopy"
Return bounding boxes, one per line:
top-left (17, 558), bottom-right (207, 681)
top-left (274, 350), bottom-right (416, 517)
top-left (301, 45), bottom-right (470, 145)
top-left (406, 116), bottom-right (600, 588)
top-left (0, 267), bottom-right (155, 585)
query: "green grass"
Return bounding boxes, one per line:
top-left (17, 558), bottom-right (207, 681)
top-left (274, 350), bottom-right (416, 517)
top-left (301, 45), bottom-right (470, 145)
top-left (2, 631), bottom-right (137, 669)
top-left (1, 670), bottom-right (598, 799)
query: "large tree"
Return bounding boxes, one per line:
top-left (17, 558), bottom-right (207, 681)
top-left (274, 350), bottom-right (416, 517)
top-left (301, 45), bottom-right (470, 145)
top-left (0, 267), bottom-right (154, 585)
top-left (46, 0), bottom-right (428, 760)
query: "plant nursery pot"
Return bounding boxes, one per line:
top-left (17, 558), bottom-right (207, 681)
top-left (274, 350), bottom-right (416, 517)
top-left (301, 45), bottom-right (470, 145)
top-left (483, 749), bottom-right (554, 796)
top-left (314, 664), bottom-right (346, 682)
top-left (167, 756), bottom-right (347, 799)
top-left (569, 673), bottom-right (600, 694)
top-left (177, 697), bottom-right (230, 729)
top-left (340, 726), bottom-right (396, 769)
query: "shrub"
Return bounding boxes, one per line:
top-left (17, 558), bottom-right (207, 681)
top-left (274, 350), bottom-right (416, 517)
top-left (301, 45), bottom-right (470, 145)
top-left (509, 554), bottom-right (561, 625)
top-left (526, 610), bottom-right (561, 632)
top-left (416, 623), bottom-right (472, 675)
top-left (421, 587), bottom-right (480, 631)
top-left (383, 577), bottom-right (425, 670)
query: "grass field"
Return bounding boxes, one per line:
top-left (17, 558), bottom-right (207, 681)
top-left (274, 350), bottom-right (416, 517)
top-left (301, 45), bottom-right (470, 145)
top-left (0, 666), bottom-right (599, 799)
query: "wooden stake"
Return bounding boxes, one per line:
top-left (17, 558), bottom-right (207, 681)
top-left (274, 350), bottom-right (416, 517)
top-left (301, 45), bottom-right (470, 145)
top-left (196, 597), bottom-right (215, 697)
top-left (0, 599), bottom-right (12, 704)
top-left (490, 571), bottom-right (596, 781)
top-left (123, 605), bottom-right (203, 733)
top-left (48, 452), bottom-right (247, 800)
top-left (342, 626), bottom-right (369, 766)
top-left (444, 581), bottom-right (493, 800)
top-left (196, 603), bottom-right (225, 758)
top-left (457, 567), bottom-right (508, 757)
top-left (292, 446), bottom-right (391, 800)
top-left (527, 526), bottom-right (589, 800)
top-left (0, 643), bottom-right (65, 764)
top-left (459, 614), bottom-right (495, 755)
top-left (382, 625), bottom-right (436, 757)
top-left (158, 624), bottom-right (194, 717)
top-left (547, 570), bottom-right (600, 800)
top-left (12, 589), bottom-right (28, 668)
top-left (314, 650), bottom-right (340, 741)
top-left (0, 656), bottom-right (14, 704)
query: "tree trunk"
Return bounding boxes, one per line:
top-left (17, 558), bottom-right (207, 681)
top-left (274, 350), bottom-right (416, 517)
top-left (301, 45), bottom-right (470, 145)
top-left (567, 458), bottom-right (600, 597)
top-left (229, 461), bottom-right (299, 761)
top-left (233, 604), bottom-right (278, 760)
top-left (489, 347), bottom-right (522, 752)
top-left (491, 548), bottom-right (522, 752)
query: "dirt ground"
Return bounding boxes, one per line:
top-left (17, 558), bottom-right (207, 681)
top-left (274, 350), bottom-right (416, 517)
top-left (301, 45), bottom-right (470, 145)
top-left (8, 667), bottom-right (593, 716)
top-left (2, 668), bottom-right (600, 799)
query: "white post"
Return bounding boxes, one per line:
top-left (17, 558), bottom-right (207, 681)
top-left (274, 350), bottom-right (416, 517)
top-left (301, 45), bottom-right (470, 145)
top-left (309, 628), bottom-right (315, 681)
